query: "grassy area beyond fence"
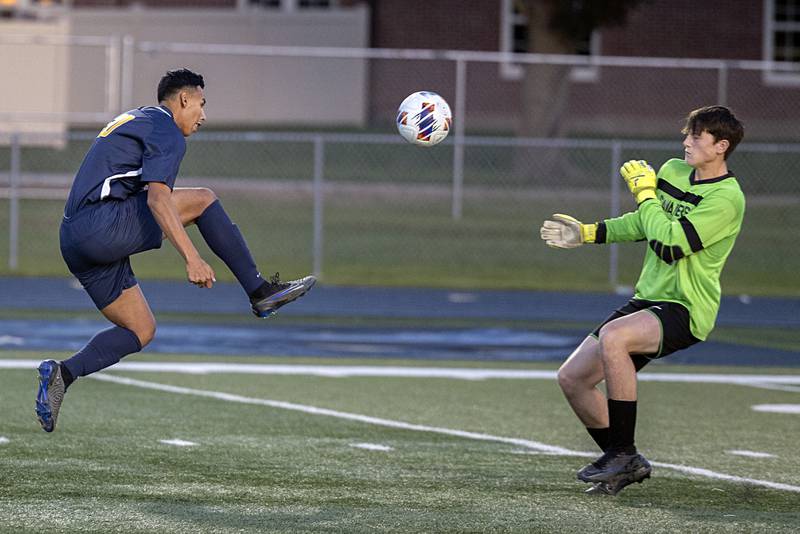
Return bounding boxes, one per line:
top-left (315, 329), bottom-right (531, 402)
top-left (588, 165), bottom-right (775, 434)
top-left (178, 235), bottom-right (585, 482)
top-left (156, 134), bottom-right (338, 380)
top-left (1, 183), bottom-right (797, 297)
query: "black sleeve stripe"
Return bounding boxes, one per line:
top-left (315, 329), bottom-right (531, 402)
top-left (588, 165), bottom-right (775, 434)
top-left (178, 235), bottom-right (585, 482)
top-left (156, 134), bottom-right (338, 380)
top-left (657, 179), bottom-right (703, 206)
top-left (662, 244), bottom-right (673, 264)
top-left (679, 216), bottom-right (704, 252)
top-left (595, 222), bottom-right (607, 244)
top-left (648, 239), bottom-right (685, 265)
top-left (652, 240), bottom-right (663, 258)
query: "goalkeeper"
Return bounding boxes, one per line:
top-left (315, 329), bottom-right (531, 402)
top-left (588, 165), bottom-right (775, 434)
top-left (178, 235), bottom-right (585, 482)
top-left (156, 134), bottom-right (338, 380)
top-left (539, 106), bottom-right (745, 495)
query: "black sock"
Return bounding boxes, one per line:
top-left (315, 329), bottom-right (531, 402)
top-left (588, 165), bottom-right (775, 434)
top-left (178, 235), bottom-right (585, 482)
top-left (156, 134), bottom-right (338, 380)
top-left (586, 427), bottom-right (611, 452)
top-left (607, 399), bottom-right (637, 454)
top-left (60, 362), bottom-right (74, 389)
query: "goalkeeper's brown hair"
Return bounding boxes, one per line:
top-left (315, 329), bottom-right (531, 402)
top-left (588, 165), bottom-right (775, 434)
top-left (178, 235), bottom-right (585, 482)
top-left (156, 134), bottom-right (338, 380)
top-left (682, 106), bottom-right (744, 160)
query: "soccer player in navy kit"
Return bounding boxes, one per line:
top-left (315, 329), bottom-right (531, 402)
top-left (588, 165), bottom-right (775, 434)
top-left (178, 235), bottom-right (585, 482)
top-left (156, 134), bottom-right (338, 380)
top-left (35, 69), bottom-right (315, 432)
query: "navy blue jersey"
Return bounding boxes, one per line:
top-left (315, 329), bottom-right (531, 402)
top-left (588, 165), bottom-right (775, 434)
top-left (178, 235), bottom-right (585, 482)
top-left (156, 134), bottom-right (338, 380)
top-left (64, 106), bottom-right (186, 217)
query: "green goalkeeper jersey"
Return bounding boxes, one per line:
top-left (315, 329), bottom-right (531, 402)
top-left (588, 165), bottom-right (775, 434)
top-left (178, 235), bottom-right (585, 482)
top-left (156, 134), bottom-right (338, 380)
top-left (598, 158), bottom-right (745, 340)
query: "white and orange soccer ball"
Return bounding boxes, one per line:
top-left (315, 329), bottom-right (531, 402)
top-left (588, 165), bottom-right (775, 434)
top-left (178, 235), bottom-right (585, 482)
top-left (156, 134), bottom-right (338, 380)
top-left (396, 91), bottom-right (453, 147)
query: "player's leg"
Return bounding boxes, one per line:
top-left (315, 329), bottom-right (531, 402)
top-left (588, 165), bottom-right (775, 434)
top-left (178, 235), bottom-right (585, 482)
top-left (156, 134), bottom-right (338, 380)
top-left (599, 310), bottom-right (659, 398)
top-left (577, 310), bottom-right (659, 491)
top-left (171, 187), bottom-right (262, 291)
top-left (558, 335), bottom-right (652, 451)
top-left (557, 336), bottom-right (611, 450)
top-left (36, 284), bottom-right (152, 433)
top-left (171, 187), bottom-right (316, 317)
top-left (63, 283), bottom-right (155, 377)
top-left (171, 186), bottom-right (218, 226)
top-left (597, 310), bottom-right (659, 453)
top-left (39, 216), bottom-right (154, 433)
top-left (35, 286), bottom-right (152, 433)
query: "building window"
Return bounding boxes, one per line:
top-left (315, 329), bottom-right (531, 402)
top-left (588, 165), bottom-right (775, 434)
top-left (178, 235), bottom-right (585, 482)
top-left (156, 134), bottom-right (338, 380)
top-left (499, 0), bottom-right (528, 80)
top-left (249, 0), bottom-right (336, 9)
top-left (765, 0), bottom-right (800, 84)
top-left (499, 0), bottom-right (599, 82)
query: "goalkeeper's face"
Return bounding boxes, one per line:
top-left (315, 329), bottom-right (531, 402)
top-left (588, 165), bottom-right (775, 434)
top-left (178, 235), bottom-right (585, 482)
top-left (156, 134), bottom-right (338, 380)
top-left (682, 130), bottom-right (728, 169)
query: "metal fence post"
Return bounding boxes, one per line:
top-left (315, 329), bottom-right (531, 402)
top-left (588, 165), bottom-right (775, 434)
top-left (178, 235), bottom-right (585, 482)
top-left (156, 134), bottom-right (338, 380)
top-left (451, 57), bottom-right (467, 220)
top-left (120, 35), bottom-right (135, 112)
top-left (9, 133), bottom-right (21, 271)
top-left (312, 136), bottom-right (325, 279)
top-left (717, 62), bottom-right (728, 106)
top-left (106, 35), bottom-right (122, 114)
top-left (609, 141), bottom-right (622, 289)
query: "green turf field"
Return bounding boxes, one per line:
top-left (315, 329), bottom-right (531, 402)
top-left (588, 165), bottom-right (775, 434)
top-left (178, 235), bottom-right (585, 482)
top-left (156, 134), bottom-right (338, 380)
top-left (1, 352), bottom-right (798, 533)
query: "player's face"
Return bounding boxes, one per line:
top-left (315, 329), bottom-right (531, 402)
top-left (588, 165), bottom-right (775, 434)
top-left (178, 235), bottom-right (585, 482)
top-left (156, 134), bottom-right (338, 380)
top-left (682, 130), bottom-right (726, 168)
top-left (179, 87), bottom-right (206, 137)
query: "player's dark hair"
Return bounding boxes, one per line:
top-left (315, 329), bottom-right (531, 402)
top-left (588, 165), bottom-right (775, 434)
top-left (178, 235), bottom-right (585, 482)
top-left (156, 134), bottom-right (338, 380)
top-left (681, 105), bottom-right (744, 160)
top-left (157, 68), bottom-right (205, 103)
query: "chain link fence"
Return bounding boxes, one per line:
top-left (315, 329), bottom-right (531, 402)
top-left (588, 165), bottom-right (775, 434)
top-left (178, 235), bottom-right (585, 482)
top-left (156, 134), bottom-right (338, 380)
top-left (2, 41), bottom-right (799, 296)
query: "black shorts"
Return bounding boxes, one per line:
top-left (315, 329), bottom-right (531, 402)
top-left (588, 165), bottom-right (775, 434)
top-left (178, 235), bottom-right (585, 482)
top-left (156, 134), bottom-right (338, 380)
top-left (590, 299), bottom-right (701, 370)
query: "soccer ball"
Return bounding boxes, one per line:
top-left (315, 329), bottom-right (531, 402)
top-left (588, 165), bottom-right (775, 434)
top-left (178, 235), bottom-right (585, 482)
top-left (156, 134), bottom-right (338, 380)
top-left (396, 91), bottom-right (453, 147)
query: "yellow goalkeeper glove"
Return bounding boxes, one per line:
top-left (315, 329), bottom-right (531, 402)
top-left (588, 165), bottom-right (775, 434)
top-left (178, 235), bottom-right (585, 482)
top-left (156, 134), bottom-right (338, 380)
top-left (540, 214), bottom-right (597, 249)
top-left (620, 159), bottom-right (657, 204)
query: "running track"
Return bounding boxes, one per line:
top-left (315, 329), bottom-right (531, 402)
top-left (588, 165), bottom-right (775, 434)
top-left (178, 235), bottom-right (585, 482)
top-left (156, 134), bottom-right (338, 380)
top-left (1, 277), bottom-right (798, 365)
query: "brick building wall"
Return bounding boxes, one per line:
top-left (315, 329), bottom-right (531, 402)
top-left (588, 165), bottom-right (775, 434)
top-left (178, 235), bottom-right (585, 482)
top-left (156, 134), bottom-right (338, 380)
top-left (22, 0), bottom-right (795, 138)
top-left (601, 1), bottom-right (764, 60)
top-left (73, 0), bottom-right (236, 6)
top-left (356, 1), bottom-right (795, 139)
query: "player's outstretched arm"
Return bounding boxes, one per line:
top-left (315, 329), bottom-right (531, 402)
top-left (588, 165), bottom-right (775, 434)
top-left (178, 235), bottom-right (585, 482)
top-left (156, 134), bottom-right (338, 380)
top-left (540, 214), bottom-right (597, 249)
top-left (147, 182), bottom-right (216, 288)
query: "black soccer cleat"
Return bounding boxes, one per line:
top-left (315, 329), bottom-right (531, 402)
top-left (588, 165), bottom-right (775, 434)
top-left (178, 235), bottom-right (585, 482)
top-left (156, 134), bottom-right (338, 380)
top-left (584, 482), bottom-right (615, 496)
top-left (35, 359), bottom-right (67, 433)
top-left (584, 470), bottom-right (652, 496)
top-left (250, 273), bottom-right (316, 318)
top-left (577, 449), bottom-right (652, 493)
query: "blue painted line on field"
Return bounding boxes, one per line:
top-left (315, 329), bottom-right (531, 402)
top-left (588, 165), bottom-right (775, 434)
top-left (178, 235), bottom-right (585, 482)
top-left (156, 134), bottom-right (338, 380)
top-left (1, 277), bottom-right (798, 327)
top-left (0, 319), bottom-right (577, 361)
top-left (0, 277), bottom-right (798, 365)
top-left (0, 318), bottom-right (797, 365)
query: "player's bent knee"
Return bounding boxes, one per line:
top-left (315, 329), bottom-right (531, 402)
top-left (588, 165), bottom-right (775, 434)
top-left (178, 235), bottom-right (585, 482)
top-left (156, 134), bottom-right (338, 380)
top-left (556, 367), bottom-right (573, 393)
top-left (598, 327), bottom-right (632, 360)
top-left (133, 321), bottom-right (156, 348)
top-left (199, 187), bottom-right (217, 208)
top-left (556, 366), bottom-right (583, 395)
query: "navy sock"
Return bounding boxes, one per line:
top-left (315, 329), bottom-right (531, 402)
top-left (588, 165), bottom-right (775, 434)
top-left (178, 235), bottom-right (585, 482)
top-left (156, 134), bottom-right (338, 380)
top-left (607, 399), bottom-right (637, 454)
top-left (586, 427), bottom-right (611, 452)
top-left (196, 200), bottom-right (264, 295)
top-left (63, 326), bottom-right (142, 380)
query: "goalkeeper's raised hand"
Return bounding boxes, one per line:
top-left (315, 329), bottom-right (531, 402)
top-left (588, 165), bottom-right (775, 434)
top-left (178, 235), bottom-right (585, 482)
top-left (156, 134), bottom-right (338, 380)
top-left (620, 159), bottom-right (657, 204)
top-left (540, 214), bottom-right (597, 249)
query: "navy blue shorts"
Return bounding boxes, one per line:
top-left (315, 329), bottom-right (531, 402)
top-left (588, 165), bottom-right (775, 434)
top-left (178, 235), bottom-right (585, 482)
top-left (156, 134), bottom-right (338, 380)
top-left (60, 192), bottom-right (163, 310)
top-left (590, 299), bottom-right (701, 370)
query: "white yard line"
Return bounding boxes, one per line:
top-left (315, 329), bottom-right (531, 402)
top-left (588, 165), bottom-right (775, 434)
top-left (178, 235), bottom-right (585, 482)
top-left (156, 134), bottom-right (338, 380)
top-left (349, 443), bottom-right (394, 452)
top-left (159, 439), bottom-right (198, 447)
top-left (726, 450), bottom-right (777, 458)
top-left (1, 359), bottom-right (800, 386)
top-left (90, 373), bottom-right (573, 455)
top-left (752, 404), bottom-right (800, 414)
top-left (91, 373), bottom-right (800, 494)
